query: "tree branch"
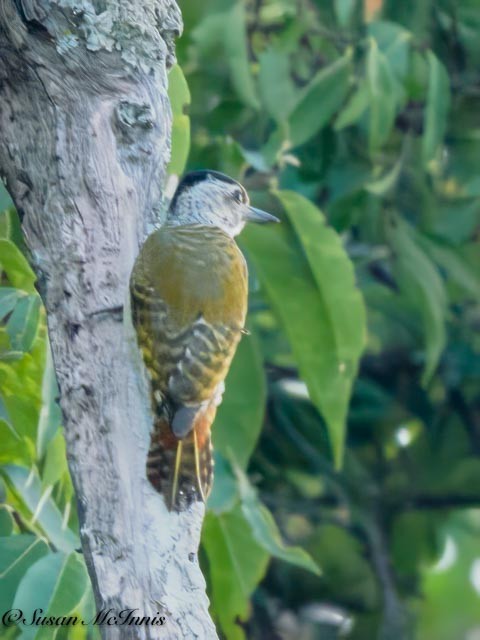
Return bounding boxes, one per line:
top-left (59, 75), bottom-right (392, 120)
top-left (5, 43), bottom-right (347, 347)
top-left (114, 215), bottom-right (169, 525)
top-left (0, 1), bottom-right (217, 637)
top-left (361, 512), bottom-right (412, 640)
top-left (396, 494), bottom-right (480, 510)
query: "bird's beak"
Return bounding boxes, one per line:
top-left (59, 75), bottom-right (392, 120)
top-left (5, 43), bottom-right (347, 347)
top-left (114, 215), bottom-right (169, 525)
top-left (246, 206), bottom-right (280, 224)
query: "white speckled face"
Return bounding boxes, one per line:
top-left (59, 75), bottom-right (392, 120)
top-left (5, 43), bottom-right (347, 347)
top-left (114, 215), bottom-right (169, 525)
top-left (167, 172), bottom-right (250, 237)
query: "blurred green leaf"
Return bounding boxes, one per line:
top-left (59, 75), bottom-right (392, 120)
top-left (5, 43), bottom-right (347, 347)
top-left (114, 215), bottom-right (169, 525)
top-left (335, 83), bottom-right (369, 130)
top-left (0, 535), bottom-right (49, 613)
top-left (0, 182), bottom-right (12, 211)
top-left (203, 505), bottom-right (270, 640)
top-left (36, 343), bottom-right (61, 459)
top-left (191, 11), bottom-right (225, 56)
top-left (12, 551), bottom-right (89, 640)
top-left (368, 21), bottom-right (411, 81)
top-left (168, 64), bottom-right (191, 176)
top-left (207, 452), bottom-right (238, 514)
top-left (6, 294), bottom-right (41, 353)
top-left (0, 207), bottom-right (24, 249)
top-left (0, 239), bottom-right (36, 292)
top-left (418, 515), bottom-right (480, 640)
top-left (3, 466), bottom-right (79, 553)
top-left (419, 236), bottom-right (480, 302)
top-left (365, 156), bottom-right (403, 195)
top-left (213, 332), bottom-right (266, 469)
top-left (0, 333), bottom-right (46, 445)
top-left (0, 507), bottom-right (14, 535)
top-left (258, 46), bottom-right (296, 122)
top-left (388, 218), bottom-right (447, 386)
top-left (335, 0), bottom-right (356, 27)
top-left (234, 463), bottom-right (320, 575)
top-left (0, 288), bottom-right (24, 321)
top-left (422, 51), bottom-right (450, 168)
top-left (0, 419), bottom-right (29, 466)
top-left (392, 512), bottom-right (440, 581)
top-left (367, 38), bottom-right (397, 151)
top-left (306, 524), bottom-right (378, 607)
top-left (41, 432), bottom-right (68, 489)
top-left (288, 50), bottom-right (353, 146)
top-left (224, 3), bottom-right (259, 110)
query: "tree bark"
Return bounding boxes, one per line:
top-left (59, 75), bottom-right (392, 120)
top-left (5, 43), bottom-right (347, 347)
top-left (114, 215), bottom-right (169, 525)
top-left (0, 1), bottom-right (217, 638)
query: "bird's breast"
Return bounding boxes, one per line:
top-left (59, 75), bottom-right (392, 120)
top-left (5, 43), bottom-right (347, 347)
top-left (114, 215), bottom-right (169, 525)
top-left (132, 225), bottom-right (248, 329)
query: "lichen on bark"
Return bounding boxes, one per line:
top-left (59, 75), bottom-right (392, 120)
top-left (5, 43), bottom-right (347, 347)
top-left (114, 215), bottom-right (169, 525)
top-left (0, 1), bottom-right (217, 638)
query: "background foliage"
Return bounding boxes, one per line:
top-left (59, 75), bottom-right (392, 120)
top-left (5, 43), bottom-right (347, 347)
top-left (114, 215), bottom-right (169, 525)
top-left (1, 0), bottom-right (480, 638)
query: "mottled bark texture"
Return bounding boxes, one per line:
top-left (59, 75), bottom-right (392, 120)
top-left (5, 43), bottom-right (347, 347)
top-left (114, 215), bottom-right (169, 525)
top-left (0, 2), bottom-right (217, 638)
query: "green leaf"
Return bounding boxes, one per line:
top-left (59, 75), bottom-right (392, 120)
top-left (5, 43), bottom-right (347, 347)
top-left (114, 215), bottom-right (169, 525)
top-left (0, 327), bottom-right (19, 360)
top-left (419, 236), bottom-right (480, 301)
top-left (0, 207), bottom-right (24, 248)
top-left (12, 551), bottom-right (89, 640)
top-left (365, 156), bottom-right (403, 195)
top-left (0, 418), bottom-right (29, 465)
top-left (0, 395), bottom-right (9, 422)
top-left (387, 218), bottom-right (447, 386)
top-left (334, 0), bottom-right (356, 27)
top-left (288, 50), bottom-right (353, 146)
top-left (422, 50), bottom-right (451, 168)
top-left (213, 332), bottom-right (266, 469)
top-left (417, 517), bottom-right (480, 640)
top-left (0, 381), bottom-right (40, 454)
top-left (0, 506), bottom-right (14, 535)
top-left (306, 524), bottom-right (377, 606)
top-left (242, 191), bottom-right (366, 466)
top-left (0, 239), bottom-right (36, 292)
top-left (261, 124), bottom-right (289, 167)
top-left (3, 465), bottom-right (79, 552)
top-left (167, 64), bottom-right (191, 176)
top-left (78, 587), bottom-right (99, 640)
top-left (434, 200), bottom-right (480, 245)
top-left (334, 83), bottom-right (369, 130)
top-left (42, 431), bottom-right (68, 489)
top-left (367, 38), bottom-right (398, 151)
top-left (258, 46), bottom-right (296, 122)
top-left (202, 505), bottom-right (270, 640)
top-left (0, 535), bottom-right (49, 613)
top-left (234, 464), bottom-right (320, 575)
top-left (0, 288), bottom-right (24, 321)
top-left (0, 333), bottom-right (46, 444)
top-left (207, 452), bottom-right (238, 514)
top-left (190, 11), bottom-right (225, 56)
top-left (0, 181), bottom-right (13, 211)
top-left (36, 343), bottom-right (62, 459)
top-left (6, 294), bottom-right (41, 353)
top-left (368, 21), bottom-right (412, 81)
top-left (224, 3), bottom-right (259, 110)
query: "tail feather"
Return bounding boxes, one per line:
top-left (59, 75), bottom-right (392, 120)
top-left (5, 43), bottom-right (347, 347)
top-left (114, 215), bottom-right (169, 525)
top-left (147, 404), bottom-right (215, 511)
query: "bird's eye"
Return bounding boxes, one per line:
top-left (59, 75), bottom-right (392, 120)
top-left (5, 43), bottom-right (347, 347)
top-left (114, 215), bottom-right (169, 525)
top-left (233, 189), bottom-right (244, 204)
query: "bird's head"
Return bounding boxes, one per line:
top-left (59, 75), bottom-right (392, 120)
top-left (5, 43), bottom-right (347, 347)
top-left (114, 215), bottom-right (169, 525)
top-left (167, 170), bottom-right (279, 236)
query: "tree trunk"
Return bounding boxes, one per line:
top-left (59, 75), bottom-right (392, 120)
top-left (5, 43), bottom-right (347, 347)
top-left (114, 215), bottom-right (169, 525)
top-left (0, 2), bottom-right (217, 638)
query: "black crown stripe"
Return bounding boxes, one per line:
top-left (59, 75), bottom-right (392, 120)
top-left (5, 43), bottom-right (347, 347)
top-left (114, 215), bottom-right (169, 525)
top-left (170, 170), bottom-right (247, 209)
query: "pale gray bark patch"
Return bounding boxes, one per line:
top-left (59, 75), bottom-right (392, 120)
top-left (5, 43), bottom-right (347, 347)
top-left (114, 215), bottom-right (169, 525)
top-left (0, 1), bottom-right (218, 637)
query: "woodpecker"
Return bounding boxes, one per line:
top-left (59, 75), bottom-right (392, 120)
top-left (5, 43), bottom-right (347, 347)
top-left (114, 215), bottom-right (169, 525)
top-left (130, 170), bottom-right (278, 511)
